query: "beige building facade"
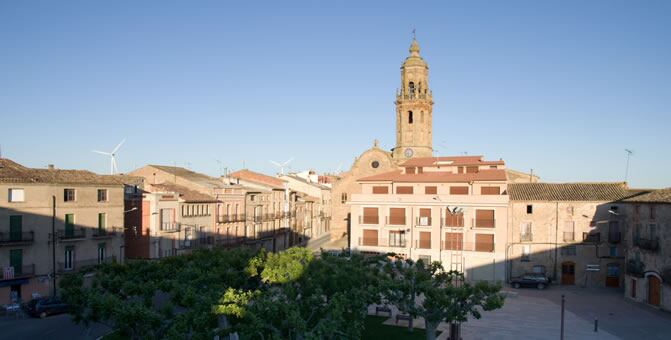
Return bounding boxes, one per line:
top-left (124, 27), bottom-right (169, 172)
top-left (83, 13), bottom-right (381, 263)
top-left (349, 156), bottom-right (509, 282)
top-left (0, 159), bottom-right (125, 304)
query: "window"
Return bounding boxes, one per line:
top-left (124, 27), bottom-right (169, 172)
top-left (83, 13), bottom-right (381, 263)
top-left (520, 222), bottom-right (532, 241)
top-left (466, 166), bottom-right (478, 173)
top-left (396, 186), bottom-right (413, 194)
top-left (160, 209), bottom-right (175, 231)
top-left (408, 82), bottom-right (415, 94)
top-left (182, 206), bottom-right (186, 217)
top-left (98, 213), bottom-right (106, 230)
top-left (9, 215), bottom-right (22, 241)
top-left (418, 255), bottom-right (431, 266)
top-left (475, 234), bottom-right (494, 252)
top-left (526, 205), bottom-right (533, 214)
top-left (64, 189), bottom-right (76, 202)
top-left (97, 243), bottom-right (106, 264)
top-left (481, 186), bottom-right (500, 195)
top-left (371, 161), bottom-right (380, 168)
top-left (97, 189), bottom-right (108, 202)
top-left (64, 246), bottom-right (74, 271)
top-left (389, 208), bottom-right (406, 225)
top-left (362, 229), bottom-right (378, 246)
top-left (341, 193), bottom-right (347, 204)
top-left (8, 189), bottom-right (24, 202)
top-left (9, 249), bottom-right (22, 275)
top-left (521, 245), bottom-right (530, 262)
top-left (372, 186), bottom-right (389, 194)
top-left (609, 246), bottom-right (617, 257)
top-left (561, 245), bottom-right (577, 256)
top-left (475, 209), bottom-right (495, 228)
top-left (64, 214), bottom-right (75, 237)
top-left (418, 208), bottom-right (431, 226)
top-left (563, 221), bottom-right (575, 242)
top-left (405, 167), bottom-right (416, 174)
top-left (444, 210), bottom-right (464, 227)
top-left (443, 232), bottom-right (463, 250)
top-left (449, 186), bottom-right (468, 195)
top-left (408, 111), bottom-right (413, 124)
top-left (425, 186), bottom-right (437, 195)
top-left (362, 207), bottom-right (379, 224)
top-left (650, 205), bottom-right (656, 220)
top-left (389, 231), bottom-right (406, 247)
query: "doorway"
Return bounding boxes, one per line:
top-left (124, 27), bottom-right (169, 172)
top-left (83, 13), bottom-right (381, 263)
top-left (561, 262), bottom-right (575, 285)
top-left (606, 263), bottom-right (620, 287)
top-left (648, 276), bottom-right (661, 306)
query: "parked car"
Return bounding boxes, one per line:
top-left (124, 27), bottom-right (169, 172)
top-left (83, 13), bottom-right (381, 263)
top-left (511, 273), bottom-right (551, 290)
top-left (24, 297), bottom-right (69, 318)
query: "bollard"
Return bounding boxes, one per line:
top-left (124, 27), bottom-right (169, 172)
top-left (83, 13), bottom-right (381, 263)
top-left (594, 317), bottom-right (598, 332)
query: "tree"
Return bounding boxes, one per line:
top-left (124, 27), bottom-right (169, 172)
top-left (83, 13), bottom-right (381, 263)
top-left (380, 256), bottom-right (505, 340)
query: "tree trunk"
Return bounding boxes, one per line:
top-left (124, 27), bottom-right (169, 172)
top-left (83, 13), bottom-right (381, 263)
top-left (449, 323), bottom-right (461, 340)
top-left (425, 321), bottom-right (437, 340)
top-left (408, 316), bottom-right (414, 332)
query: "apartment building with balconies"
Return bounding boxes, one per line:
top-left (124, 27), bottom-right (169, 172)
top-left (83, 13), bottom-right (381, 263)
top-left (349, 156), bottom-right (509, 282)
top-left (507, 182), bottom-right (637, 288)
top-left (619, 188), bottom-right (671, 311)
top-left (280, 172), bottom-right (332, 249)
top-left (0, 159), bottom-right (126, 304)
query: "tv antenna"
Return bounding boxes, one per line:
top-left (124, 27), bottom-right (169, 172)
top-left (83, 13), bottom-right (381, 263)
top-left (624, 149), bottom-right (634, 183)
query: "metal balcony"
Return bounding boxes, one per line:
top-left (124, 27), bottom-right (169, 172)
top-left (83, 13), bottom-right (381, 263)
top-left (57, 228), bottom-right (86, 240)
top-left (0, 231), bottom-right (35, 246)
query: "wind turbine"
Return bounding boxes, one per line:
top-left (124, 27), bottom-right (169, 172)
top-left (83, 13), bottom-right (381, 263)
top-left (270, 157), bottom-right (294, 176)
top-left (92, 138), bottom-right (126, 175)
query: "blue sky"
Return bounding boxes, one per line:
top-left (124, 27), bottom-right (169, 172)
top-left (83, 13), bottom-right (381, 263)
top-left (1, 1), bottom-right (669, 188)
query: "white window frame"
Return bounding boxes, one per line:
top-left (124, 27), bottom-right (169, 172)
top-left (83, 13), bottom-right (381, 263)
top-left (8, 188), bottom-right (25, 202)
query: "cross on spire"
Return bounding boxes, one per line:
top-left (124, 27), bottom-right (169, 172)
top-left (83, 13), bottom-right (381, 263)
top-left (412, 26), bottom-right (416, 40)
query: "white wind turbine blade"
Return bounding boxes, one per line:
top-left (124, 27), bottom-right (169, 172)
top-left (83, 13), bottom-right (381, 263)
top-left (92, 150), bottom-right (111, 156)
top-left (269, 160), bottom-right (282, 168)
top-left (111, 138), bottom-right (126, 154)
top-left (282, 157), bottom-right (294, 166)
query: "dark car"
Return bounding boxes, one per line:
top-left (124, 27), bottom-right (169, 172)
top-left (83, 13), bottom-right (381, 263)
top-left (24, 297), bottom-right (69, 318)
top-left (511, 273), bottom-right (551, 290)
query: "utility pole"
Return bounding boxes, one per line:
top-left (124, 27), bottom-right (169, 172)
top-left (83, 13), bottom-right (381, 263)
top-left (51, 195), bottom-right (57, 297)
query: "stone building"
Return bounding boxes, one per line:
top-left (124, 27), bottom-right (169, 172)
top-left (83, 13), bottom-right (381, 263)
top-left (349, 155), bottom-right (509, 282)
top-left (619, 188), bottom-right (671, 311)
top-left (507, 183), bottom-right (635, 288)
top-left (0, 159), bottom-right (126, 304)
top-left (280, 172), bottom-right (332, 248)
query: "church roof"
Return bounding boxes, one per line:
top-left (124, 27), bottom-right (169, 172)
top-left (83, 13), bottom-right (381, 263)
top-left (358, 169), bottom-right (507, 183)
top-left (400, 156), bottom-right (504, 167)
top-left (402, 38), bottom-right (427, 68)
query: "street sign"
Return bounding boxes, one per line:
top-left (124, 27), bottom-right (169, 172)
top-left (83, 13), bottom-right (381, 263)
top-left (586, 264), bottom-right (600, 272)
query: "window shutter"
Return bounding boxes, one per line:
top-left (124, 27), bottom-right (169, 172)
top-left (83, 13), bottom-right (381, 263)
top-left (475, 209), bottom-right (495, 228)
top-left (481, 186), bottom-right (500, 195)
top-left (475, 234), bottom-right (494, 252)
top-left (444, 232), bottom-right (463, 250)
top-left (445, 211), bottom-right (464, 227)
top-left (424, 186), bottom-right (437, 195)
top-left (396, 186), bottom-right (414, 194)
top-left (419, 231), bottom-right (431, 249)
top-left (372, 186), bottom-right (389, 194)
top-left (363, 207), bottom-right (379, 224)
top-left (389, 208), bottom-right (406, 225)
top-left (450, 186), bottom-right (469, 195)
top-left (362, 229), bottom-right (378, 246)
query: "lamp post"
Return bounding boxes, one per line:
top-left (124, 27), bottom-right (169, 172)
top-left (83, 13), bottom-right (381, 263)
top-left (51, 195), bottom-right (57, 297)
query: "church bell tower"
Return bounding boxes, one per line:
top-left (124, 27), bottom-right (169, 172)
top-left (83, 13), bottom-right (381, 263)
top-left (392, 38), bottom-right (433, 160)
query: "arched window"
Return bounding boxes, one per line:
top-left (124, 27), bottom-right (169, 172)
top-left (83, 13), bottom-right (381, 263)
top-left (408, 82), bottom-right (415, 94)
top-left (408, 111), bottom-right (413, 124)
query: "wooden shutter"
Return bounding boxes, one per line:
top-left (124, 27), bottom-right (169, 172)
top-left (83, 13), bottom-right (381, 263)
top-left (362, 229), bottom-right (378, 246)
top-left (372, 186), bottom-right (389, 194)
top-left (396, 186), bottom-right (414, 194)
top-left (466, 166), bottom-right (479, 173)
top-left (389, 208), bottom-right (406, 225)
top-left (419, 208), bottom-right (431, 217)
top-left (475, 234), bottom-right (494, 252)
top-left (363, 207), bottom-right (379, 224)
top-left (424, 186), bottom-right (437, 195)
top-left (475, 209), bottom-right (495, 228)
top-left (444, 232), bottom-right (463, 250)
top-left (406, 167), bottom-right (416, 174)
top-left (419, 231), bottom-right (431, 249)
top-left (481, 186), bottom-right (500, 195)
top-left (9, 215), bottom-right (22, 241)
top-left (450, 186), bottom-right (469, 195)
top-left (445, 211), bottom-right (464, 227)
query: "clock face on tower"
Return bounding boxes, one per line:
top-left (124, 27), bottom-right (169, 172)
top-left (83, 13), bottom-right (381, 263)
top-left (404, 148), bottom-right (414, 158)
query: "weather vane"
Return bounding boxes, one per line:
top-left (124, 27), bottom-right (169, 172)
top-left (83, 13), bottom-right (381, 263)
top-left (412, 26), bottom-right (416, 40)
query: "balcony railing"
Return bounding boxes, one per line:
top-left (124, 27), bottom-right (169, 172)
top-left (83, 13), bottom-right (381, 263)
top-left (58, 256), bottom-right (116, 272)
top-left (57, 228), bottom-right (86, 240)
top-left (160, 222), bottom-right (180, 232)
top-left (386, 216), bottom-right (407, 226)
top-left (608, 231), bottom-right (622, 244)
top-left (441, 241), bottom-right (495, 253)
top-left (92, 227), bottom-right (123, 238)
top-left (215, 236), bottom-right (245, 247)
top-left (582, 232), bottom-right (600, 243)
top-left (416, 217), bottom-right (432, 227)
top-left (0, 231), bottom-right (35, 245)
top-left (217, 215), bottom-right (230, 223)
top-left (442, 217), bottom-right (464, 228)
top-left (563, 232), bottom-right (575, 242)
top-left (415, 240), bottom-right (432, 249)
top-left (473, 219), bottom-right (496, 228)
top-left (1, 264), bottom-right (35, 280)
top-left (359, 216), bottom-right (380, 225)
top-left (520, 233), bottom-right (533, 242)
top-left (635, 237), bottom-right (660, 252)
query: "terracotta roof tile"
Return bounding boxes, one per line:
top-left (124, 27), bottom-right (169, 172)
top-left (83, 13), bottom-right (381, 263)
top-left (0, 158), bottom-right (132, 186)
top-left (228, 169), bottom-right (286, 189)
top-left (619, 188), bottom-right (671, 204)
top-left (148, 183), bottom-right (217, 202)
top-left (508, 182), bottom-right (638, 202)
top-left (358, 169), bottom-right (507, 183)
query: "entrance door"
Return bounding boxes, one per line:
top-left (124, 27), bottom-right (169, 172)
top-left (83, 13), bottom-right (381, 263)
top-left (649, 276), bottom-right (661, 306)
top-left (606, 263), bottom-right (620, 287)
top-left (561, 262), bottom-right (575, 285)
